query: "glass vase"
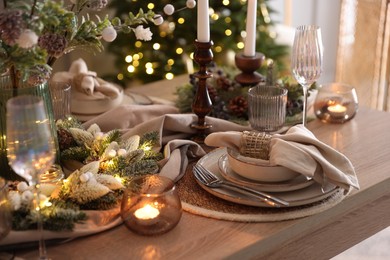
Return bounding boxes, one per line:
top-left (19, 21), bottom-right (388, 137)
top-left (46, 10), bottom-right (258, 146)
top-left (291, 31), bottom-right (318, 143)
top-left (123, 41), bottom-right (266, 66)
top-left (0, 74), bottom-right (59, 181)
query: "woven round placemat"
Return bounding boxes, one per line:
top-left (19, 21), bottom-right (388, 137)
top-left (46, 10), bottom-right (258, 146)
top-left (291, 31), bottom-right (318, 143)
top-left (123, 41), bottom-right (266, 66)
top-left (176, 160), bottom-right (348, 222)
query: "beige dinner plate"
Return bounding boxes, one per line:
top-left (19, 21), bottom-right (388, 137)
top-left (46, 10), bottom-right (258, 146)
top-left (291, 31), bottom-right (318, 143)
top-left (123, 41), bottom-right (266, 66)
top-left (218, 153), bottom-right (314, 192)
top-left (195, 148), bottom-right (341, 208)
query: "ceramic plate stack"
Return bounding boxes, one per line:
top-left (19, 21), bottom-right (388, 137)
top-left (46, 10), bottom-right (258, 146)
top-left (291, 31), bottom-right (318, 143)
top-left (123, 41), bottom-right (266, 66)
top-left (194, 148), bottom-right (341, 208)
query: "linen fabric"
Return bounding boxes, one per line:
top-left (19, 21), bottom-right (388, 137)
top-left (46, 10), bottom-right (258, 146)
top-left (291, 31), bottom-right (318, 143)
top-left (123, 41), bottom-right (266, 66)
top-left (205, 125), bottom-right (359, 192)
top-left (82, 105), bottom-right (251, 181)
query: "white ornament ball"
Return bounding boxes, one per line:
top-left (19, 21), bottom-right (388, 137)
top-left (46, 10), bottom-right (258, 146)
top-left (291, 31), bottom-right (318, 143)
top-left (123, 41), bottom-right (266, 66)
top-left (163, 4), bottom-right (175, 15)
top-left (15, 29), bottom-right (38, 49)
top-left (102, 26), bottom-right (117, 42)
top-left (154, 15), bottom-right (164, 26)
top-left (22, 190), bottom-right (34, 202)
top-left (80, 173), bottom-right (90, 183)
top-left (117, 148), bottom-right (127, 156)
top-left (186, 0), bottom-right (196, 9)
top-left (17, 181), bottom-right (29, 192)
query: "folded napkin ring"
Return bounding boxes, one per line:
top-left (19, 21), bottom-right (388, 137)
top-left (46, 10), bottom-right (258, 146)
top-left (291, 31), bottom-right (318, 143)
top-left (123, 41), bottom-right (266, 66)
top-left (239, 131), bottom-right (272, 160)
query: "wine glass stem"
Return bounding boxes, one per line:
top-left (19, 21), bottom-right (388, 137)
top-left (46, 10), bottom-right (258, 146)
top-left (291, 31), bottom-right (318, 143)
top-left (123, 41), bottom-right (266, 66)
top-left (33, 184), bottom-right (48, 260)
top-left (302, 86), bottom-right (309, 127)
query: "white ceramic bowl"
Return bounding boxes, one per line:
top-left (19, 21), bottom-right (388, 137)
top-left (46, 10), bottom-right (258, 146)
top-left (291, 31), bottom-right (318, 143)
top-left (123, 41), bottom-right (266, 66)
top-left (226, 148), bottom-right (300, 182)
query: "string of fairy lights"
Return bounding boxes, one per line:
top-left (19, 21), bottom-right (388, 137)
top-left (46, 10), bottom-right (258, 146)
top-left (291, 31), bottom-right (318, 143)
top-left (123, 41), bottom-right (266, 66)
top-left (108, 0), bottom-right (278, 84)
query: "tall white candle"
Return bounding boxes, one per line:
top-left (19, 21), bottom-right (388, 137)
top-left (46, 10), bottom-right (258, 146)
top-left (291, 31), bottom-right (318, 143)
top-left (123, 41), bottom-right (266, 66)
top-left (197, 0), bottom-right (210, 42)
top-left (244, 0), bottom-right (257, 56)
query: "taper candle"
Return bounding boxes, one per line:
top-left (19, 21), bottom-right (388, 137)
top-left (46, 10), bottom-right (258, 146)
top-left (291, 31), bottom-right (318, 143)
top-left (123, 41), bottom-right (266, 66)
top-left (197, 0), bottom-right (210, 42)
top-left (244, 0), bottom-right (257, 57)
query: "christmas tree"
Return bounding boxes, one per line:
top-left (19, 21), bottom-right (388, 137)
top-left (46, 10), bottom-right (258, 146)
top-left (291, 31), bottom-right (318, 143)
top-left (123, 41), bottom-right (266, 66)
top-left (107, 0), bottom-right (289, 84)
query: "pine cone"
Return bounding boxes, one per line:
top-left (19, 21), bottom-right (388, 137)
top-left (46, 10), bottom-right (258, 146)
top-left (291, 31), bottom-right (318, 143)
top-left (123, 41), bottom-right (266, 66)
top-left (207, 85), bottom-right (218, 103)
top-left (57, 128), bottom-right (77, 151)
top-left (228, 96), bottom-right (248, 117)
top-left (216, 76), bottom-right (232, 91)
top-left (38, 33), bottom-right (68, 58)
top-left (0, 10), bottom-right (24, 45)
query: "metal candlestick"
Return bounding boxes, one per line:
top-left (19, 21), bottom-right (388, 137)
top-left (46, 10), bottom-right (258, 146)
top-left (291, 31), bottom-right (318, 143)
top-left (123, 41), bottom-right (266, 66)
top-left (234, 52), bottom-right (265, 86)
top-left (191, 40), bottom-right (214, 143)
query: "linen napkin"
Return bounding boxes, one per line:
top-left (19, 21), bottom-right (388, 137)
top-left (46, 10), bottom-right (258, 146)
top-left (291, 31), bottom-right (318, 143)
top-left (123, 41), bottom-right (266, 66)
top-left (205, 125), bottom-right (360, 192)
top-left (83, 105), bottom-right (251, 181)
top-left (52, 58), bottom-right (123, 114)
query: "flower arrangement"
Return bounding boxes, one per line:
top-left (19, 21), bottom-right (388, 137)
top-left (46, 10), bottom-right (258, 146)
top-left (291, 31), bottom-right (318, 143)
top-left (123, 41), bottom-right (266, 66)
top-left (175, 63), bottom-right (317, 125)
top-left (0, 0), bottom-right (162, 87)
top-left (6, 117), bottom-right (164, 232)
top-left (56, 116), bottom-right (163, 178)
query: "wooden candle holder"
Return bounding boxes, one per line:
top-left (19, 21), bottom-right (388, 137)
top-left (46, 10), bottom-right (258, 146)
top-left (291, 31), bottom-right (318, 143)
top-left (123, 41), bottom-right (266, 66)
top-left (234, 52), bottom-right (265, 86)
top-left (191, 40), bottom-right (214, 143)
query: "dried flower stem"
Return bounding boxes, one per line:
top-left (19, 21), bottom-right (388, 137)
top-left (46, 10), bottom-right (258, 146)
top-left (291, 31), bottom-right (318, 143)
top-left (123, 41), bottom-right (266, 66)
top-left (10, 66), bottom-right (19, 96)
top-left (30, 0), bottom-right (38, 17)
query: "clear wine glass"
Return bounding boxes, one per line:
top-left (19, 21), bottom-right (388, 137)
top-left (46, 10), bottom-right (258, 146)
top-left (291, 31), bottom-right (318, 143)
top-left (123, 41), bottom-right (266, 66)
top-left (6, 95), bottom-right (56, 260)
top-left (291, 25), bottom-right (324, 126)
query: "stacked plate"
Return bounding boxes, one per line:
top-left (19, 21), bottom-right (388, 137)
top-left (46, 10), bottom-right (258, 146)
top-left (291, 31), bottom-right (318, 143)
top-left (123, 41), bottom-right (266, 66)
top-left (194, 148), bottom-right (340, 208)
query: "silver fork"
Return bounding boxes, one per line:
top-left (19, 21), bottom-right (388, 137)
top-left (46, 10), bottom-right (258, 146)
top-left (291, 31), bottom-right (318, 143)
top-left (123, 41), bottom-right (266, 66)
top-left (193, 164), bottom-right (289, 207)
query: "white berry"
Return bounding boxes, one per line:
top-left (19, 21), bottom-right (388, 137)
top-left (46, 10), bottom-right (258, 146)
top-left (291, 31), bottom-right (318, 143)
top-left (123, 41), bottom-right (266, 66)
top-left (94, 132), bottom-right (104, 139)
top-left (22, 190), bottom-right (34, 202)
top-left (117, 148), bottom-right (127, 156)
top-left (17, 181), bottom-right (29, 192)
top-left (108, 149), bottom-right (117, 158)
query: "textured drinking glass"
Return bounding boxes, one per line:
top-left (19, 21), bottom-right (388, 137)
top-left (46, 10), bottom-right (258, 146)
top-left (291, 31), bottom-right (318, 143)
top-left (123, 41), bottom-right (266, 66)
top-left (291, 25), bottom-right (323, 126)
top-left (0, 177), bottom-right (12, 241)
top-left (121, 174), bottom-right (182, 236)
top-left (6, 95), bottom-right (56, 260)
top-left (248, 84), bottom-right (288, 132)
top-left (49, 81), bottom-right (71, 120)
top-left (314, 83), bottom-right (359, 123)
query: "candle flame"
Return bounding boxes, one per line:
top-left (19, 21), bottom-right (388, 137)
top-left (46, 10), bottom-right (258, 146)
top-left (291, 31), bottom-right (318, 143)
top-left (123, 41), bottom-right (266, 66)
top-left (134, 204), bottom-right (160, 220)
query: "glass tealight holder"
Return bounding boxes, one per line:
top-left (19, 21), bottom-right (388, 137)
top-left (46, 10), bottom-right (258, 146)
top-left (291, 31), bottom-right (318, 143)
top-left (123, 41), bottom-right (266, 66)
top-left (121, 174), bottom-right (182, 236)
top-left (314, 83), bottom-right (358, 123)
top-left (248, 83), bottom-right (288, 132)
top-left (39, 164), bottom-right (64, 196)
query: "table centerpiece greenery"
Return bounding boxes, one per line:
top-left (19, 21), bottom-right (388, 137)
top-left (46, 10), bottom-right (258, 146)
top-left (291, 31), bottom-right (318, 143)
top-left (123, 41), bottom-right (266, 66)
top-left (175, 63), bottom-right (317, 125)
top-left (6, 117), bottom-right (163, 232)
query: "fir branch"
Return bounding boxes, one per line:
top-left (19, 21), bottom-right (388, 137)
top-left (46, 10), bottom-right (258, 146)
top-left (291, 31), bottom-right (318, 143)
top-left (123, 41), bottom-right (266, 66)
top-left (12, 198), bottom-right (86, 231)
top-left (75, 192), bottom-right (121, 211)
top-left (124, 159), bottom-right (159, 176)
top-left (140, 131), bottom-right (160, 146)
top-left (60, 146), bottom-right (89, 161)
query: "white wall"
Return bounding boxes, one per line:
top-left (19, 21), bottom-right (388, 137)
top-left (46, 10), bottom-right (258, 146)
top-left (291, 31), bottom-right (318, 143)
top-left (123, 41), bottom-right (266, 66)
top-left (269, 0), bottom-right (342, 83)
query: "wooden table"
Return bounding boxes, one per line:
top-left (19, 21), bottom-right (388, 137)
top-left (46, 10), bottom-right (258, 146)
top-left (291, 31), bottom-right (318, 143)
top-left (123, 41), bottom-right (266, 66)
top-left (12, 77), bottom-right (390, 259)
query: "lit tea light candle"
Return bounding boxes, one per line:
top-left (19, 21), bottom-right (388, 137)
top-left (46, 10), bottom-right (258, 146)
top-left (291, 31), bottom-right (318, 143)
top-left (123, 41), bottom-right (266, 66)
top-left (134, 204), bottom-right (160, 225)
top-left (327, 104), bottom-right (347, 118)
